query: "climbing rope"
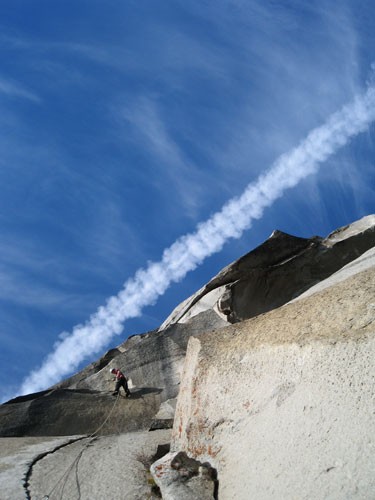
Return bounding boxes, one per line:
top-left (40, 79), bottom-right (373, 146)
top-left (41, 391), bottom-right (121, 500)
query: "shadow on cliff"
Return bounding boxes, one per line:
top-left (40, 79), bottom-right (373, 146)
top-left (0, 387), bottom-right (164, 436)
top-left (129, 387), bottom-right (163, 399)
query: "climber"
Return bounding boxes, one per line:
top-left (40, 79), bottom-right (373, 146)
top-left (110, 368), bottom-right (131, 397)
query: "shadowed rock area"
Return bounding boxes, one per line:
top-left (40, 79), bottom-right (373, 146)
top-left (1, 387), bottom-right (162, 437)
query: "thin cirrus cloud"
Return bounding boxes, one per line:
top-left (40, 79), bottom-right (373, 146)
top-left (0, 76), bottom-right (40, 103)
top-left (18, 82), bottom-right (375, 397)
top-left (121, 96), bottom-right (208, 217)
top-left (148, 1), bottom-right (363, 198)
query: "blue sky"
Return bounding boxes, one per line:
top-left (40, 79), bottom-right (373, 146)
top-left (0, 1), bottom-right (374, 401)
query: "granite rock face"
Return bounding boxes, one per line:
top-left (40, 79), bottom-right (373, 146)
top-left (0, 388), bottom-right (162, 437)
top-left (161, 215), bottom-right (375, 327)
top-left (0, 312), bottom-right (227, 437)
top-left (0, 215), bottom-right (374, 439)
top-left (170, 250), bottom-right (375, 499)
top-left (0, 215), bottom-right (374, 500)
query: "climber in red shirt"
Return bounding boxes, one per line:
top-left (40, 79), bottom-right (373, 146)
top-left (110, 368), bottom-right (131, 397)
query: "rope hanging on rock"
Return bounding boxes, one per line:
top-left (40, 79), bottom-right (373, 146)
top-left (41, 392), bottom-right (121, 500)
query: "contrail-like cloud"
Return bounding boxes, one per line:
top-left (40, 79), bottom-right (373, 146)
top-left (20, 84), bottom-right (375, 396)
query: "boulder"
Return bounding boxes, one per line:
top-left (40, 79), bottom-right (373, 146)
top-left (149, 398), bottom-right (177, 431)
top-left (150, 451), bottom-right (217, 500)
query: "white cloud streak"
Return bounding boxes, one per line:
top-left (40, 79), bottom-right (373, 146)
top-left (0, 77), bottom-right (40, 102)
top-left (19, 83), bottom-right (375, 396)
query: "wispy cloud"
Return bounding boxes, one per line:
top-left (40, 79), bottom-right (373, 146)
top-left (121, 96), bottom-right (208, 216)
top-left (18, 82), bottom-right (375, 396)
top-left (0, 269), bottom-right (90, 311)
top-left (197, 1), bottom-right (362, 179)
top-left (0, 76), bottom-right (40, 103)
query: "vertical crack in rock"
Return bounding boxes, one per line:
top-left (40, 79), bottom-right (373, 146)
top-left (23, 436), bottom-right (88, 499)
